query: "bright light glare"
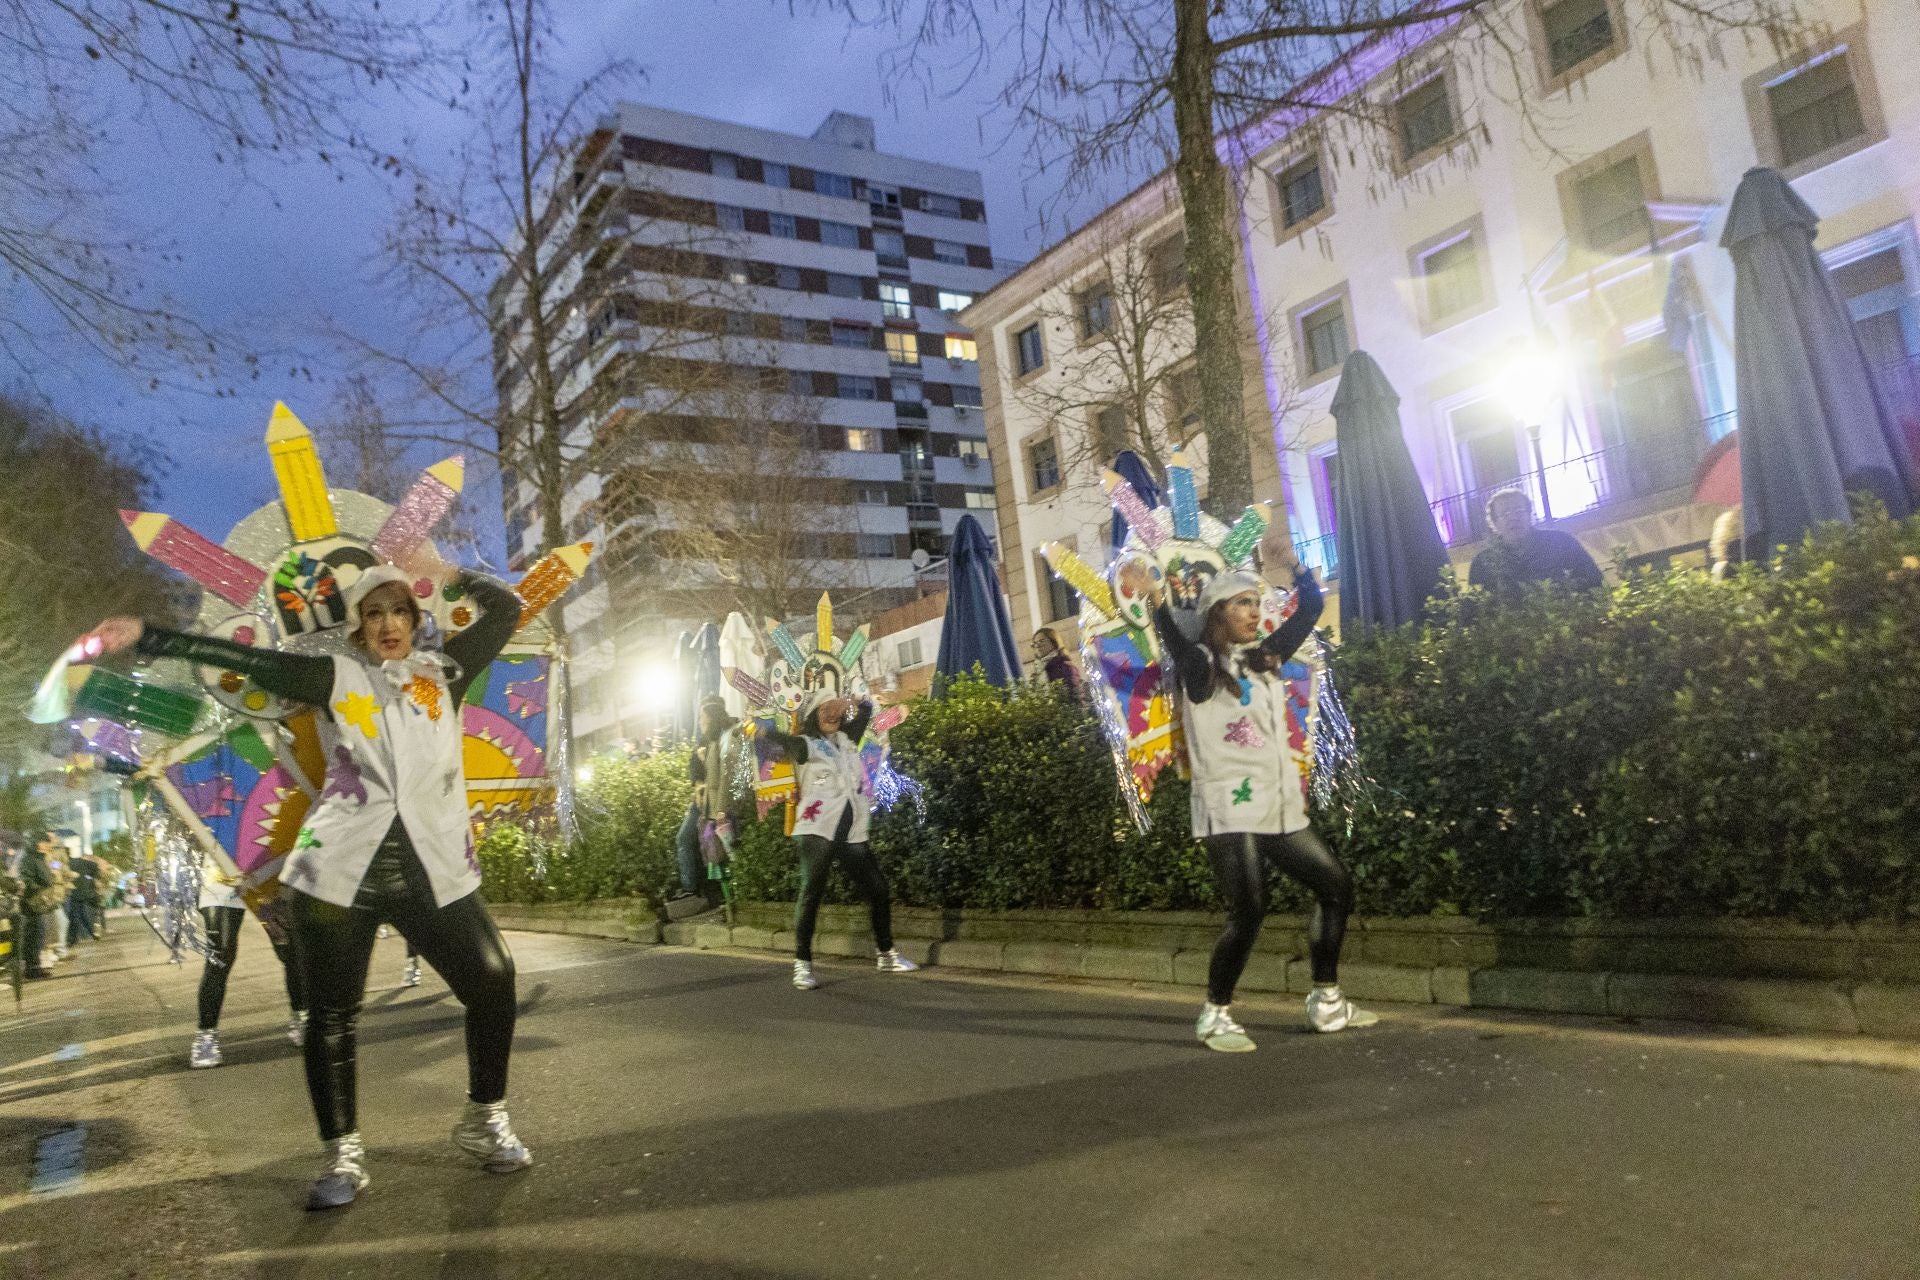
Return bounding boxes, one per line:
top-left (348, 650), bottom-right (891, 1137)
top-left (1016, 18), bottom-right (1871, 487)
top-left (633, 662), bottom-right (679, 711)
top-left (576, 765), bottom-right (594, 785)
top-left (1496, 340), bottom-right (1563, 424)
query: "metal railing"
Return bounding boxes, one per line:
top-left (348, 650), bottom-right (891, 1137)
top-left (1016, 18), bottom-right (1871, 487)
top-left (1293, 532), bottom-right (1339, 580)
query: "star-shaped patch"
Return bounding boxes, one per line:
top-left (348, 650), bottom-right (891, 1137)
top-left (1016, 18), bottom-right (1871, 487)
top-left (801, 800), bottom-right (823, 821)
top-left (1231, 778), bottom-right (1253, 805)
top-left (334, 690), bottom-right (383, 739)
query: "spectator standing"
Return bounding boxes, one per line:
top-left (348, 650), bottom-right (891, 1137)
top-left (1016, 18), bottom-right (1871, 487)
top-left (1033, 627), bottom-right (1083, 698)
top-left (1468, 489), bottom-right (1605, 598)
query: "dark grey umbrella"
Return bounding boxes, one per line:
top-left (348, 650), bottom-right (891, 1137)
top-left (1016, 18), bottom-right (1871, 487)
top-left (1722, 167), bottom-right (1915, 552)
top-left (1329, 350), bottom-right (1450, 631)
top-left (935, 514), bottom-right (1022, 687)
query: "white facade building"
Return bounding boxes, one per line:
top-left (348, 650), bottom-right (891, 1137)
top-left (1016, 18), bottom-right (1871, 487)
top-left (970, 0), bottom-right (1920, 647)
top-left (495, 105), bottom-right (1003, 753)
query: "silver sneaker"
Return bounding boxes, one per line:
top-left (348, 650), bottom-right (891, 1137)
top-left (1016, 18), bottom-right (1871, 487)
top-left (189, 1030), bottom-right (223, 1068)
top-left (1195, 1004), bottom-right (1256, 1053)
top-left (876, 949), bottom-right (918, 973)
top-left (452, 1101), bottom-right (532, 1173)
top-left (1305, 987), bottom-right (1380, 1033)
top-left (307, 1132), bottom-right (370, 1210)
top-left (792, 960), bottom-right (820, 990)
top-left (402, 956), bottom-right (422, 988)
top-left (287, 1012), bottom-right (309, 1047)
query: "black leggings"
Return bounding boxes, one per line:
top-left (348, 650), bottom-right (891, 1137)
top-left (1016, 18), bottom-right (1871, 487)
top-left (793, 813), bottom-right (893, 962)
top-left (288, 824), bottom-right (516, 1141)
top-left (1204, 828), bottom-right (1354, 1005)
top-left (197, 905), bottom-right (306, 1030)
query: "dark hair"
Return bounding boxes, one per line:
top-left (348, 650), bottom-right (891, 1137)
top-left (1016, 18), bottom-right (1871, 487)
top-left (698, 698), bottom-right (735, 737)
top-left (349, 581), bottom-right (423, 651)
top-left (1200, 599), bottom-right (1280, 681)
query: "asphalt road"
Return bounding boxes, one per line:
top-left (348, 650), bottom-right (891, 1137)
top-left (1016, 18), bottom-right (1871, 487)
top-left (3, 914), bottom-right (1916, 1280)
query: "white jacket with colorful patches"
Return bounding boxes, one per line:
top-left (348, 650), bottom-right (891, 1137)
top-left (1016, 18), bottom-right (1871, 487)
top-left (1182, 647), bottom-right (1311, 840)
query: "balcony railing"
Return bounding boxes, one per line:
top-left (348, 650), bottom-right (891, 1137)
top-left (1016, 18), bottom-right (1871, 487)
top-left (1428, 413), bottom-right (1728, 546)
top-left (1293, 532), bottom-right (1339, 580)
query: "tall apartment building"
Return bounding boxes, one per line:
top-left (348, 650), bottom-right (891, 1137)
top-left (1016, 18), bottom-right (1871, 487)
top-left (969, 0), bottom-right (1920, 649)
top-left (495, 105), bottom-right (1002, 754)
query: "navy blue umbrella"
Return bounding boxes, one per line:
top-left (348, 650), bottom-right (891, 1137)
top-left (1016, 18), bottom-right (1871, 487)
top-left (691, 622), bottom-right (722, 713)
top-left (936, 514), bottom-right (1023, 687)
top-left (1723, 167), bottom-right (1916, 552)
top-left (1109, 449), bottom-right (1163, 554)
top-left (1329, 350), bottom-right (1450, 632)
top-left (671, 629), bottom-right (695, 741)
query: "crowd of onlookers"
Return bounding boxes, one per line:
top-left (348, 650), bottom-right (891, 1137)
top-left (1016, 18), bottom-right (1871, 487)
top-left (3, 829), bottom-right (120, 980)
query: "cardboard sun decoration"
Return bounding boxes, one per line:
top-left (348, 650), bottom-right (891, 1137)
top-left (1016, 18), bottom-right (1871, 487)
top-left (108, 401), bottom-right (590, 910)
top-left (1044, 444), bottom-right (1320, 831)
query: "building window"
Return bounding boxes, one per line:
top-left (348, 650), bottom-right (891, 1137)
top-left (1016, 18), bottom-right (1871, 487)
top-left (896, 636), bottom-right (924, 667)
top-left (1570, 153), bottom-right (1650, 251)
top-left (831, 322), bottom-right (869, 348)
top-left (951, 384), bottom-right (983, 408)
top-left (857, 485), bottom-right (891, 505)
top-left (1028, 436), bottom-right (1061, 493)
top-left (944, 334), bottom-right (978, 362)
top-left (788, 370), bottom-right (815, 397)
top-left (780, 315), bottom-right (809, 343)
top-left (933, 240), bottom-right (969, 265)
top-left (847, 428), bottom-right (885, 452)
top-left (1541, 0), bottom-right (1615, 77)
top-left (1273, 156), bottom-right (1327, 232)
top-left (1164, 365), bottom-right (1201, 436)
top-left (964, 490), bottom-right (994, 510)
top-left (711, 154), bottom-right (738, 180)
top-left (1767, 52), bottom-right (1866, 169)
top-left (938, 290), bottom-right (974, 312)
top-left (1077, 282), bottom-right (1115, 338)
top-left (768, 211), bottom-right (798, 239)
top-left (857, 533), bottom-right (896, 559)
top-left (1419, 231), bottom-right (1485, 323)
top-left (1298, 299), bottom-right (1350, 378)
top-left (820, 221), bottom-right (861, 249)
top-left (1093, 403), bottom-right (1127, 456)
top-left (1014, 323), bottom-right (1046, 375)
top-left (840, 375), bottom-right (878, 400)
top-left (775, 265), bottom-right (802, 290)
top-left (874, 230), bottom-right (908, 267)
top-left (885, 331), bottom-right (920, 365)
top-left (1314, 451), bottom-right (1342, 536)
top-left (818, 172), bottom-right (854, 198)
top-left (724, 309), bottom-right (754, 336)
top-left (715, 203), bottom-right (746, 232)
top-left (922, 193), bottom-right (963, 217)
top-left (1395, 75), bottom-right (1457, 163)
top-left (868, 183), bottom-right (901, 210)
top-left (880, 281), bottom-right (913, 319)
top-left (958, 438), bottom-right (988, 461)
top-left (763, 161), bottom-right (790, 188)
top-left (891, 376), bottom-right (924, 403)
top-left (1039, 548), bottom-right (1079, 621)
top-left (723, 258), bottom-right (750, 285)
top-left (826, 272), bottom-right (864, 299)
top-left (1150, 234), bottom-right (1187, 296)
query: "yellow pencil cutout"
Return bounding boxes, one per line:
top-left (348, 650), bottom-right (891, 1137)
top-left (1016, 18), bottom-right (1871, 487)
top-left (815, 592), bottom-right (833, 655)
top-left (264, 402), bottom-right (338, 541)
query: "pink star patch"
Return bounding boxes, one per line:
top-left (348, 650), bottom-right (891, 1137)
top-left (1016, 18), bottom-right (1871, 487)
top-left (801, 800), bottom-right (823, 821)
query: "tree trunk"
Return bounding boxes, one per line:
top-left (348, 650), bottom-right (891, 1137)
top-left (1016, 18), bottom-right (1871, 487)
top-left (1169, 0), bottom-right (1254, 515)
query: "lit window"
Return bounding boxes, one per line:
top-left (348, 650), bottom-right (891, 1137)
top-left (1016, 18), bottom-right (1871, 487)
top-left (847, 428), bottom-right (885, 452)
top-left (1768, 52), bottom-right (1866, 167)
top-left (880, 281), bottom-right (913, 319)
top-left (964, 490), bottom-right (994, 510)
top-left (944, 334), bottom-right (978, 362)
top-left (768, 212), bottom-right (797, 239)
top-left (957, 439), bottom-right (987, 460)
top-left (820, 221), bottom-right (861, 248)
top-left (763, 161), bottom-right (790, 188)
top-left (1014, 323), bottom-right (1045, 375)
top-left (885, 331), bottom-right (920, 365)
top-left (938, 290), bottom-right (974, 312)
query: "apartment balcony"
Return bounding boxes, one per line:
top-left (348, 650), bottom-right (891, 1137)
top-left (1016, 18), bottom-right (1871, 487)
top-left (1428, 412), bottom-right (1730, 546)
top-left (1293, 532), bottom-right (1339, 581)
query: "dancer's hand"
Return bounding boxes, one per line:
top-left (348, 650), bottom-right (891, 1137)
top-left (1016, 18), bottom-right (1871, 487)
top-left (85, 617), bottom-right (145, 658)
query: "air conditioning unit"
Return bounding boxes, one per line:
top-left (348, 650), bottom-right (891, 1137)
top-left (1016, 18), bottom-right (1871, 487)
top-left (954, 404), bottom-right (971, 418)
top-left (962, 454), bottom-right (981, 468)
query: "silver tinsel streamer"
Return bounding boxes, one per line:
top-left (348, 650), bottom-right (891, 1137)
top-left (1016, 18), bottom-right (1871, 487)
top-left (1079, 632), bottom-right (1153, 833)
top-left (550, 658), bottom-right (578, 841)
top-left (1305, 634), bottom-right (1379, 835)
top-left (136, 794), bottom-right (219, 964)
top-left (868, 758), bottom-right (924, 817)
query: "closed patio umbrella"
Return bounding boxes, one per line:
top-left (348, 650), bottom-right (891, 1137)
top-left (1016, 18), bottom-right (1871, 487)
top-left (935, 514), bottom-right (1022, 687)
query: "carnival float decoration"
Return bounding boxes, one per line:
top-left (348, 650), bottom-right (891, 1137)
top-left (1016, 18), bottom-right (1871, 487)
top-left (30, 402), bottom-right (590, 957)
top-left (1042, 444), bottom-right (1351, 832)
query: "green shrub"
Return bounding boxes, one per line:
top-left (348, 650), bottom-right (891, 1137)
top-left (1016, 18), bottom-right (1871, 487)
top-left (476, 750), bottom-right (691, 905)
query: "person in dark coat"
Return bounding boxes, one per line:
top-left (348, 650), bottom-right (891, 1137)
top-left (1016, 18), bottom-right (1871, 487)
top-left (1033, 627), bottom-right (1082, 697)
top-left (1468, 489), bottom-right (1605, 597)
top-left (18, 832), bottom-right (56, 979)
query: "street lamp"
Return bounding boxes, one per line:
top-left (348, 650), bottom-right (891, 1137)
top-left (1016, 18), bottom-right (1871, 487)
top-left (632, 660), bottom-right (679, 748)
top-left (1495, 338), bottom-right (1564, 522)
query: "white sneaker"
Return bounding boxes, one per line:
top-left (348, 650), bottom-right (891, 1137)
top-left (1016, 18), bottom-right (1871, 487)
top-left (288, 1012), bottom-right (309, 1047)
top-left (189, 1030), bottom-right (223, 1068)
top-left (307, 1132), bottom-right (370, 1210)
top-left (792, 960), bottom-right (820, 990)
top-left (876, 949), bottom-right (918, 973)
top-left (452, 1101), bottom-right (532, 1173)
top-left (376, 925), bottom-right (391, 940)
top-left (1195, 1003), bottom-right (1256, 1053)
top-left (402, 956), bottom-right (422, 988)
top-left (1305, 986), bottom-right (1380, 1033)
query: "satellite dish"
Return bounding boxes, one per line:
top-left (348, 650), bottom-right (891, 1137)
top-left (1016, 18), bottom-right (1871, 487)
top-left (910, 548), bottom-right (931, 569)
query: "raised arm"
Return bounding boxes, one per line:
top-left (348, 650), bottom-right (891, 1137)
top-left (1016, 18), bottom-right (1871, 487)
top-left (841, 698), bottom-right (874, 744)
top-left (1259, 570), bottom-right (1324, 666)
top-left (134, 626), bottom-right (333, 706)
top-left (1152, 604), bottom-right (1219, 704)
top-left (757, 721), bottom-right (810, 766)
top-left (443, 573), bottom-right (523, 704)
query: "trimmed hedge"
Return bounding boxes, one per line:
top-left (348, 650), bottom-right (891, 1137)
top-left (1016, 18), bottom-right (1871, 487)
top-left (481, 513), bottom-right (1920, 926)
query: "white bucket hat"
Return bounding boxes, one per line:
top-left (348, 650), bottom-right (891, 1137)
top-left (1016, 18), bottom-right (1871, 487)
top-left (344, 564), bottom-right (418, 630)
top-left (1196, 569), bottom-right (1264, 620)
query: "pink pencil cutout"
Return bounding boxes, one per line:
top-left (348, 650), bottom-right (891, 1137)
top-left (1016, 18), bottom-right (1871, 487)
top-left (121, 510), bottom-right (269, 607)
top-left (370, 456), bottom-right (465, 565)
